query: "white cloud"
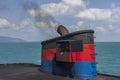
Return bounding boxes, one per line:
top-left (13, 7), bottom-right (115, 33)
top-left (108, 24), bottom-right (120, 33)
top-left (0, 18), bottom-right (19, 30)
top-left (96, 27), bottom-right (106, 32)
top-left (0, 18), bottom-right (10, 26)
top-left (27, 8), bottom-right (35, 17)
top-left (0, 18), bottom-right (35, 32)
top-left (41, 3), bottom-right (69, 16)
top-left (26, 0), bottom-right (120, 28)
top-left (10, 24), bottom-right (20, 30)
top-left (76, 8), bottom-right (112, 20)
top-left (108, 25), bottom-right (115, 30)
top-left (40, 0), bottom-right (120, 23)
top-left (19, 19), bottom-right (37, 32)
top-left (36, 21), bottom-right (48, 28)
top-left (26, 7), bottom-right (59, 29)
top-left (27, 8), bottom-right (51, 17)
top-left (62, 0), bottom-right (85, 7)
top-left (35, 21), bottom-right (59, 28)
top-left (109, 7), bottom-right (120, 22)
top-left (69, 21), bottom-right (84, 31)
top-left (76, 7), bottom-right (120, 23)
top-left (20, 19), bottom-right (31, 26)
top-left (40, 0), bottom-right (86, 16)
top-left (24, 0), bottom-right (120, 41)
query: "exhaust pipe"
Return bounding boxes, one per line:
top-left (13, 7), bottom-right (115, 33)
top-left (57, 25), bottom-right (69, 36)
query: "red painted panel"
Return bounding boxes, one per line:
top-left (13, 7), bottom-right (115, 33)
top-left (42, 48), bottom-right (57, 60)
top-left (42, 44), bottom-right (96, 62)
top-left (71, 44), bottom-right (96, 62)
top-left (83, 44), bottom-right (95, 50)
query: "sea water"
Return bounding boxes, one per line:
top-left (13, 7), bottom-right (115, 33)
top-left (0, 42), bottom-right (41, 64)
top-left (0, 42), bottom-right (120, 76)
top-left (95, 42), bottom-right (120, 76)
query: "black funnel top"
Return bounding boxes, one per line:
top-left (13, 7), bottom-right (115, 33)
top-left (57, 25), bottom-right (69, 36)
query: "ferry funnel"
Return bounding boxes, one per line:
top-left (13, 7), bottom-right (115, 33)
top-left (57, 25), bottom-right (69, 36)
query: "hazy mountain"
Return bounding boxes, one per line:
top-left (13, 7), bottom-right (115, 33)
top-left (0, 36), bottom-right (26, 42)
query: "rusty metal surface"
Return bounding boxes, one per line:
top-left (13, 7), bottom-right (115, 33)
top-left (0, 64), bottom-right (119, 80)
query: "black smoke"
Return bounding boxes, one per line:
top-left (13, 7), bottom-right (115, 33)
top-left (21, 0), bottom-right (61, 40)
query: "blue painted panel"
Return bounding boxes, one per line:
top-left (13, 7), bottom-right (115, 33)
top-left (41, 60), bottom-right (97, 79)
top-left (72, 62), bottom-right (97, 78)
top-left (41, 60), bottom-right (52, 73)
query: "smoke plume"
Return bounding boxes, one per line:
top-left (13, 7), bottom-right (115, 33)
top-left (22, 1), bottom-right (61, 40)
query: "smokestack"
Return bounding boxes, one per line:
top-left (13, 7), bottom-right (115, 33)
top-left (57, 25), bottom-right (69, 36)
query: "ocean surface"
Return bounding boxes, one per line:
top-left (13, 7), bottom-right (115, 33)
top-left (0, 42), bottom-right (120, 76)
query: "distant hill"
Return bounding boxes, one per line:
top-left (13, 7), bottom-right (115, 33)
top-left (0, 36), bottom-right (26, 42)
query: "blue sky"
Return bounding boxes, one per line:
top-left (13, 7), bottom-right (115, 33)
top-left (0, 0), bottom-right (120, 42)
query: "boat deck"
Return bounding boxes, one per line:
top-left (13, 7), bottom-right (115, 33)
top-left (0, 64), bottom-right (119, 80)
